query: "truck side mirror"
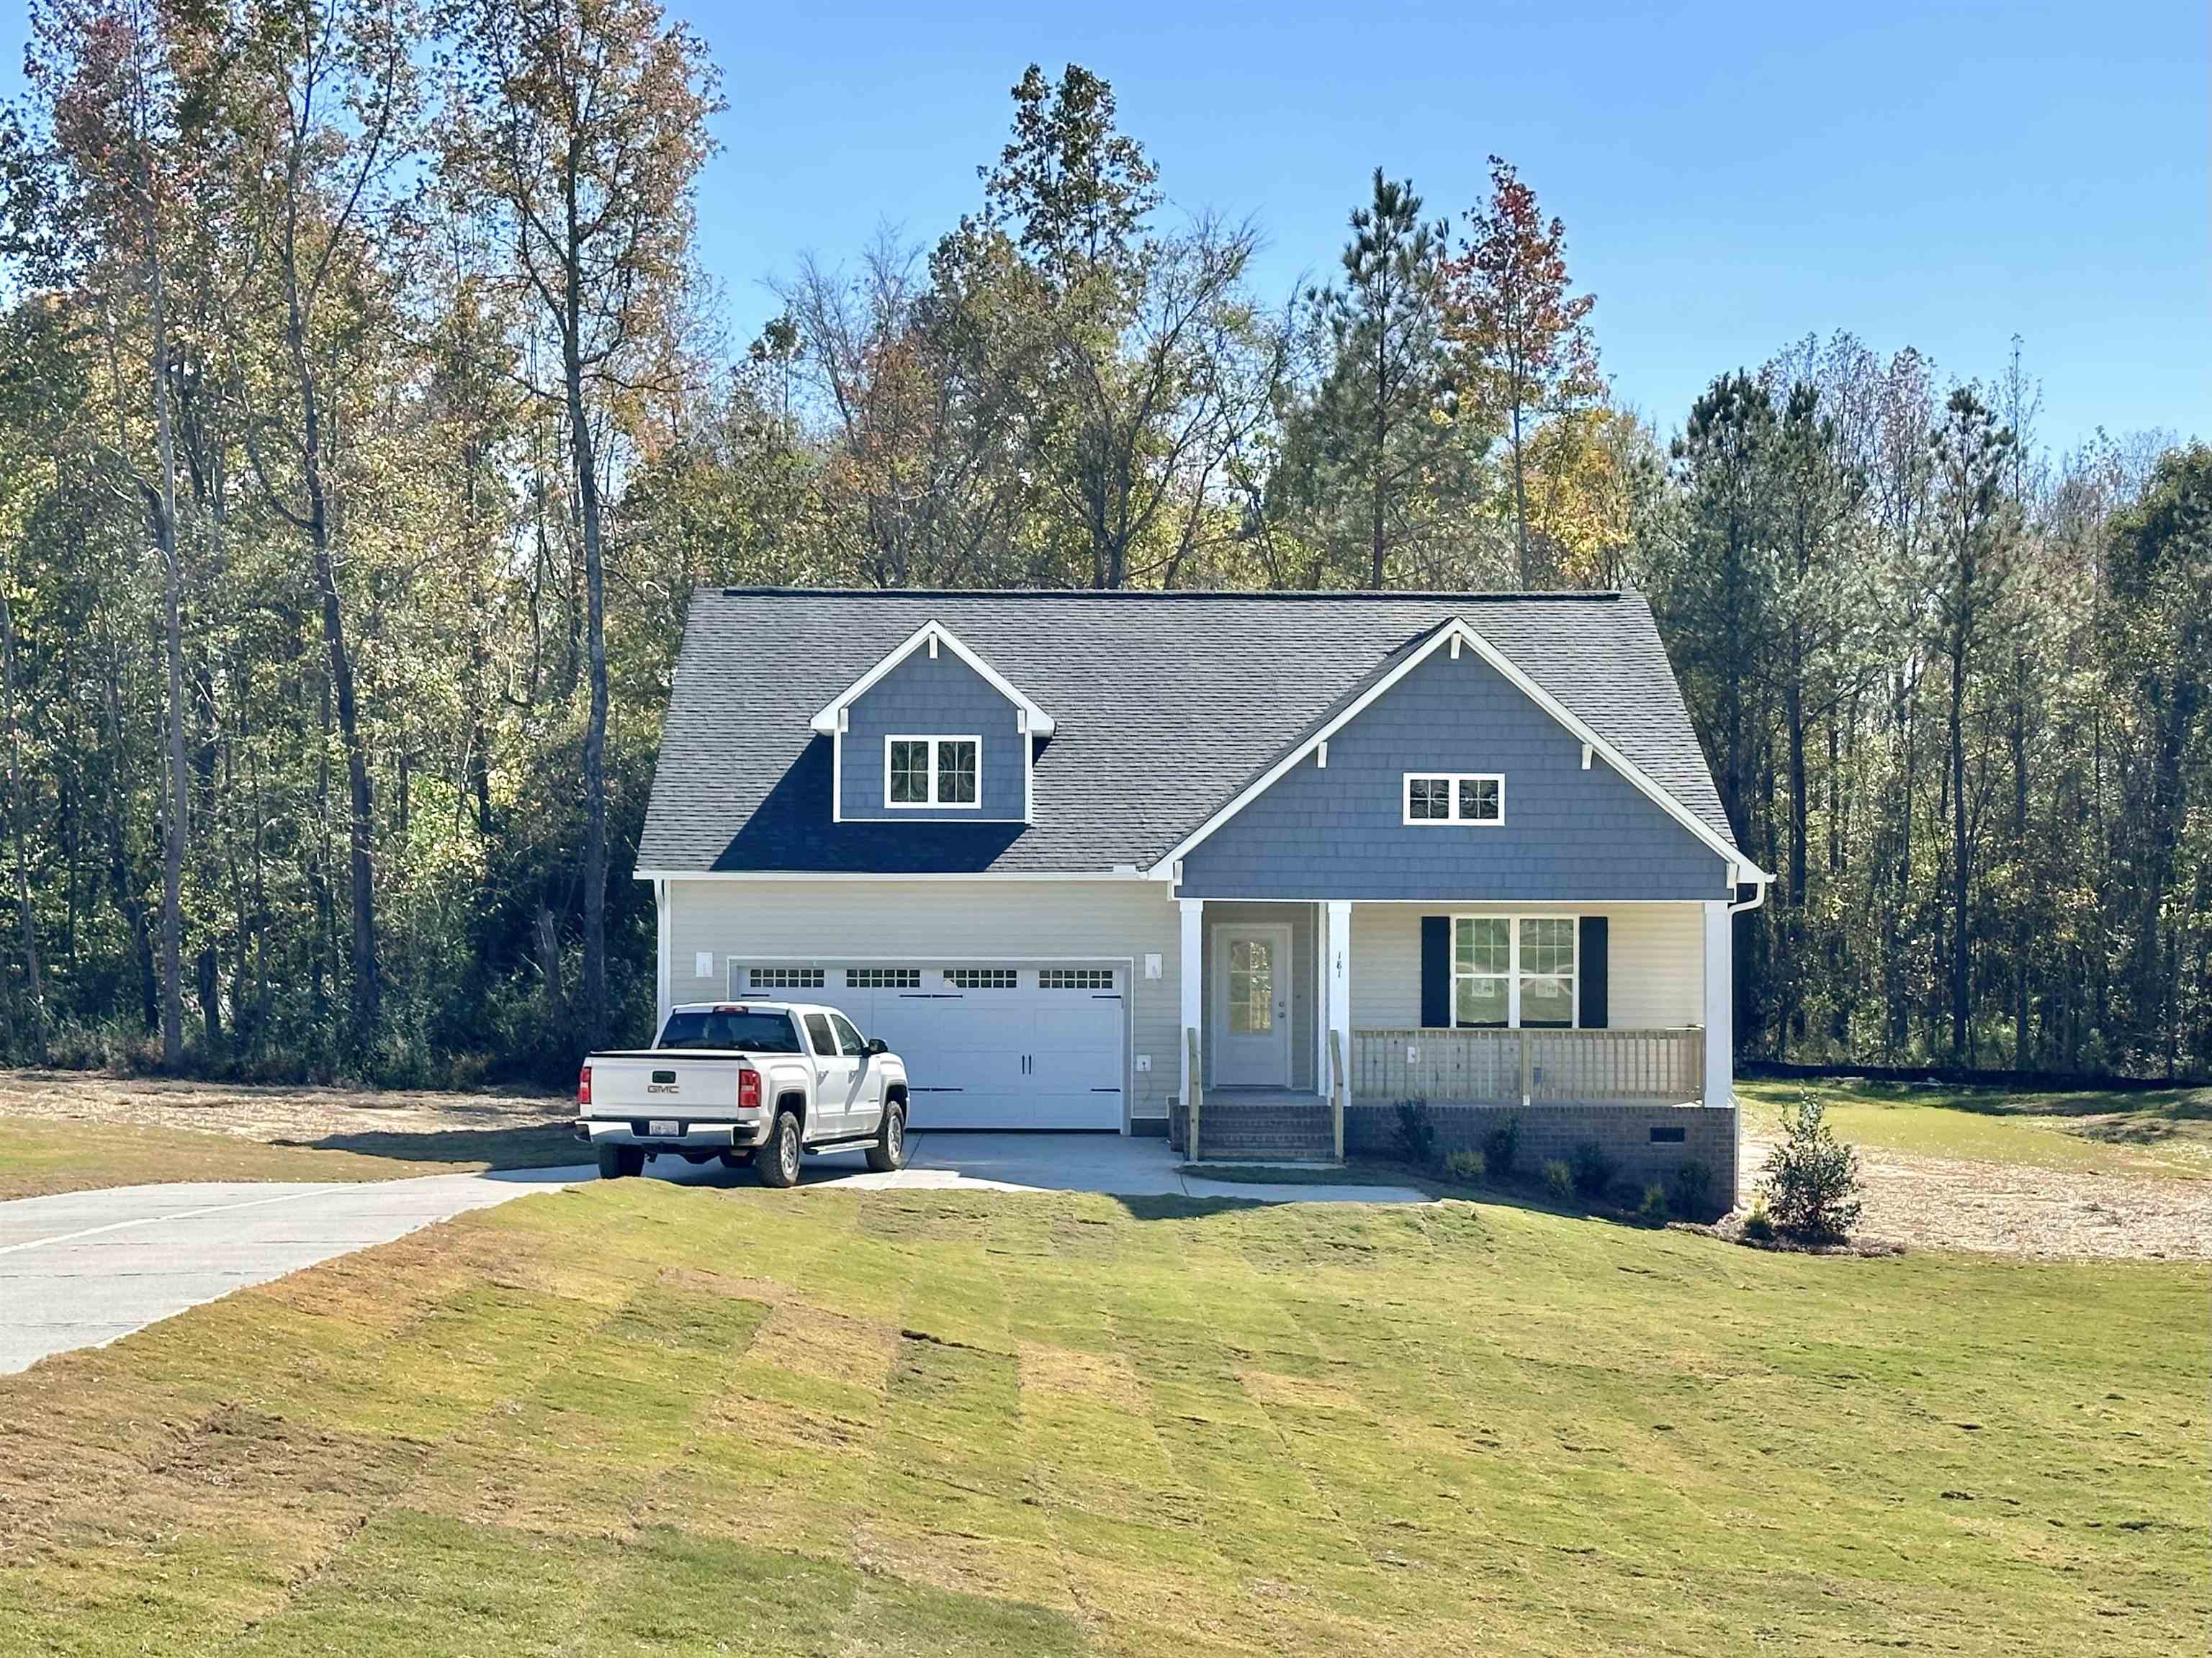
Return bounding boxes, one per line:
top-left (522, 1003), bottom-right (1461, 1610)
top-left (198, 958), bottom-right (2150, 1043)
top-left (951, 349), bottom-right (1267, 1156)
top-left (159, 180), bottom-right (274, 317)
top-left (865, 1037), bottom-right (888, 1056)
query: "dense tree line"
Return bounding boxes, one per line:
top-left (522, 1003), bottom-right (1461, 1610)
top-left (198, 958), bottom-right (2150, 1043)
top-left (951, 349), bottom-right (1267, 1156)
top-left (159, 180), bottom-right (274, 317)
top-left (0, 14), bottom-right (2202, 1086)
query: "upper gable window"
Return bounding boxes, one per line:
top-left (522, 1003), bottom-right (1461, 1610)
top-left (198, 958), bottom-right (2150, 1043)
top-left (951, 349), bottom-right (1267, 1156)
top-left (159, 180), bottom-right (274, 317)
top-left (886, 736), bottom-right (979, 808)
top-left (1404, 772), bottom-right (1504, 826)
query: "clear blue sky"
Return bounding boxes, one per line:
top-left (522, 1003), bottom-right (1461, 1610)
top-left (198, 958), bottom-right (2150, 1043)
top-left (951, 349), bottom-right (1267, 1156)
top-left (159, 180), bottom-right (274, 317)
top-left (7, 1), bottom-right (2203, 449)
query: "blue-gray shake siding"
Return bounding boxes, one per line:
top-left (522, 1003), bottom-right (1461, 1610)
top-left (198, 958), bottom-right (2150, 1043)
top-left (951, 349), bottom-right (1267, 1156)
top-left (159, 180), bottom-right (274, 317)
top-left (838, 649), bottom-right (1028, 822)
top-left (1177, 649), bottom-right (1732, 901)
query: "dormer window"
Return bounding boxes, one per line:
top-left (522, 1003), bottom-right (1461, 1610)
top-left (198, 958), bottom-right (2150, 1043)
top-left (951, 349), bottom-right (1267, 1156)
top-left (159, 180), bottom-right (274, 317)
top-left (1404, 772), bottom-right (1504, 825)
top-left (887, 736), bottom-right (979, 808)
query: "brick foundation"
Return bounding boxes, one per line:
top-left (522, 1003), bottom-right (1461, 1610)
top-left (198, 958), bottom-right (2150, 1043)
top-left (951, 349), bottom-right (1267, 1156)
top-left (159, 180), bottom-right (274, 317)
top-left (1345, 1099), bottom-right (1737, 1217)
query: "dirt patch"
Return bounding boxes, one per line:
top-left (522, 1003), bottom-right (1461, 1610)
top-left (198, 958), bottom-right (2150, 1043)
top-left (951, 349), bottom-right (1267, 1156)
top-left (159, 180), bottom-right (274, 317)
top-left (0, 1068), bottom-right (570, 1146)
top-left (1740, 1130), bottom-right (2212, 1261)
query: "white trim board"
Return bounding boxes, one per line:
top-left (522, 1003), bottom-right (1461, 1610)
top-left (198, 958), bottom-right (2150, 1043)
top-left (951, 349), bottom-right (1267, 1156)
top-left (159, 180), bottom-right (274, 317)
top-left (1145, 616), bottom-right (1771, 885)
top-left (810, 620), bottom-right (1056, 737)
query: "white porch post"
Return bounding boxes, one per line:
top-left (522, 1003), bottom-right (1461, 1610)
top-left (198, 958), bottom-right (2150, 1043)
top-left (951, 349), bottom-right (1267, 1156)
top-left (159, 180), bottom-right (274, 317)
top-left (654, 878), bottom-right (672, 1035)
top-left (1704, 897), bottom-right (1737, 1209)
top-left (1179, 897), bottom-right (1204, 1109)
top-left (1702, 897), bottom-right (1734, 1107)
top-left (1325, 899), bottom-right (1352, 1096)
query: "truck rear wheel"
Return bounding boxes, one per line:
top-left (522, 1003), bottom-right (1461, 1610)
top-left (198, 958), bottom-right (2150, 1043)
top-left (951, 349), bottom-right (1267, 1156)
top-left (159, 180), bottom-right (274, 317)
top-left (597, 1145), bottom-right (644, 1180)
top-left (865, 1102), bottom-right (907, 1173)
top-left (757, 1109), bottom-right (804, 1188)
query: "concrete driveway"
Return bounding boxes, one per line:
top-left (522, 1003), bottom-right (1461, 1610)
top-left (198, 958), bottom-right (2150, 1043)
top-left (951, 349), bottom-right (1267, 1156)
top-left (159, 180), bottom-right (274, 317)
top-left (0, 1136), bottom-right (1423, 1377)
top-left (0, 1168), bottom-right (571, 1376)
top-left (647, 1130), bottom-right (1431, 1204)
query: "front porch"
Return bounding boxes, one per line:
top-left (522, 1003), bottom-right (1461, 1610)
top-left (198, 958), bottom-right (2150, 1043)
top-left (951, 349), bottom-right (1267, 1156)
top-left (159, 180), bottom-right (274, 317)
top-left (1174, 899), bottom-right (1737, 1194)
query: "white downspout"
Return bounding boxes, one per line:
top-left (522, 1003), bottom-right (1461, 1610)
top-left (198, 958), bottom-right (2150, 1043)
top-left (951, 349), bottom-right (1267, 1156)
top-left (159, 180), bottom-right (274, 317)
top-left (1714, 868), bottom-right (1769, 1214)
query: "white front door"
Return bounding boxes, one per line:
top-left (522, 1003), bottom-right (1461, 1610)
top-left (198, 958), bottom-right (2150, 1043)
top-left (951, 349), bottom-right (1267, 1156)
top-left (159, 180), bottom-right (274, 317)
top-left (1210, 923), bottom-right (1292, 1087)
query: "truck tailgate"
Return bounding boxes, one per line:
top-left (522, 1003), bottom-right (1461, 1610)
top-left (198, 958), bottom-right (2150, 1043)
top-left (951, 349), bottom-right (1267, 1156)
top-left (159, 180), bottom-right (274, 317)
top-left (585, 1053), bottom-right (746, 1118)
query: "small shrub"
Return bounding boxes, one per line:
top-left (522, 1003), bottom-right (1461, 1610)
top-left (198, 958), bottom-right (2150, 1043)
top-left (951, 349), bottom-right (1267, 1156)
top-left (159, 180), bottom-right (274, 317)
top-left (1442, 1147), bottom-right (1485, 1184)
top-left (1741, 1197), bottom-right (1775, 1243)
top-left (1567, 1140), bottom-right (1615, 1199)
top-left (1480, 1116), bottom-right (1521, 1179)
top-left (1637, 1183), bottom-right (1671, 1225)
top-left (1761, 1089), bottom-right (1863, 1243)
top-left (1393, 1100), bottom-right (1437, 1167)
top-left (1542, 1158), bottom-right (1573, 1201)
top-left (1669, 1159), bottom-right (1714, 1220)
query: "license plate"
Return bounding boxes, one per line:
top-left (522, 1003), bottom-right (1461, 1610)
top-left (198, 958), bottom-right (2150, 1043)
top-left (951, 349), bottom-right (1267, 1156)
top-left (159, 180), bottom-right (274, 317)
top-left (648, 1119), bottom-right (680, 1137)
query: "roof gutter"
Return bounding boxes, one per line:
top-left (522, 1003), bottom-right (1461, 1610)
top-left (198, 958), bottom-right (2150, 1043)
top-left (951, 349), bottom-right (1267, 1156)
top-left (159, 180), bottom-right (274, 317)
top-left (1728, 868), bottom-right (1771, 915)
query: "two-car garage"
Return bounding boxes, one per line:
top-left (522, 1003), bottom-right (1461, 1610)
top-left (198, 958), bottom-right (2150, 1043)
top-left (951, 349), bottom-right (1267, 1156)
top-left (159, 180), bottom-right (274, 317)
top-left (729, 961), bottom-right (1126, 1130)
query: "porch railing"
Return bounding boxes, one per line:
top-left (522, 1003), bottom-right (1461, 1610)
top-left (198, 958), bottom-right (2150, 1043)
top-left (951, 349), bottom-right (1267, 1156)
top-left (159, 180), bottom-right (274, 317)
top-left (1350, 1027), bottom-right (1707, 1106)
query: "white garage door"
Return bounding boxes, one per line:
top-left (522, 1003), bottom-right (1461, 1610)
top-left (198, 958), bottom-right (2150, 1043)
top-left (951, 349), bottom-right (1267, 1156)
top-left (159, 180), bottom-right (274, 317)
top-left (730, 962), bottom-right (1125, 1130)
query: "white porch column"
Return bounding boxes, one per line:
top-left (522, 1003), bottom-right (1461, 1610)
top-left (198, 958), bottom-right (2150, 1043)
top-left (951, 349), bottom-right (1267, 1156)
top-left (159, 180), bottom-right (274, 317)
top-left (1325, 900), bottom-right (1353, 1101)
top-left (1702, 899), bottom-right (1733, 1109)
top-left (654, 878), bottom-right (672, 1035)
top-left (1178, 898), bottom-right (1204, 1108)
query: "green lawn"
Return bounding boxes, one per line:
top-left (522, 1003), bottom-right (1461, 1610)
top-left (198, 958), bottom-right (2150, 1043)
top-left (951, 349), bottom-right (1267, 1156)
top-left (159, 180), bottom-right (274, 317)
top-left (0, 1117), bottom-right (584, 1202)
top-left (1740, 1078), bottom-right (2212, 1179)
top-left (0, 1182), bottom-right (2201, 1655)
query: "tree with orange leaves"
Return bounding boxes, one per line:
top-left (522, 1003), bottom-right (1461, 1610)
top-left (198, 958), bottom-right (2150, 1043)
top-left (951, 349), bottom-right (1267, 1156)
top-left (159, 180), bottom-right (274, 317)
top-left (1442, 156), bottom-right (1602, 589)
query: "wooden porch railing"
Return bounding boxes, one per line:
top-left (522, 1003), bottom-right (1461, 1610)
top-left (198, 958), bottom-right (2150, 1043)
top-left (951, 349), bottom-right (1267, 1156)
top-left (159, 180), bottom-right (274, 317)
top-left (1350, 1027), bottom-right (1707, 1105)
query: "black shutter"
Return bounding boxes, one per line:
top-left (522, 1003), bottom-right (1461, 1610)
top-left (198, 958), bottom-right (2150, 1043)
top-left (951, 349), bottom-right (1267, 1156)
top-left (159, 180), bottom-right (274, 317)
top-left (1578, 916), bottom-right (1609, 1030)
top-left (1420, 916), bottom-right (1452, 1028)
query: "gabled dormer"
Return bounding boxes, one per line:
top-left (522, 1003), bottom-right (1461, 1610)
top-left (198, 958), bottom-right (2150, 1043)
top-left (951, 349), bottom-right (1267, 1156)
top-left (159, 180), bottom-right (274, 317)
top-left (811, 621), bottom-right (1053, 824)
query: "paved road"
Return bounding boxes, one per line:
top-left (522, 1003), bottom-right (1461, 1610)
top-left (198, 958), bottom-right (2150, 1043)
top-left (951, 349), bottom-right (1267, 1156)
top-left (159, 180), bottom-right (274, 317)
top-left (0, 1168), bottom-right (574, 1375)
top-left (0, 1136), bottom-right (1424, 1377)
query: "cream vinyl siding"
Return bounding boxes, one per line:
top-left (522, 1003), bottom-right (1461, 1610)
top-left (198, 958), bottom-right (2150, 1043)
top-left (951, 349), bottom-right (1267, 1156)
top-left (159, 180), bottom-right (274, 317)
top-left (1348, 901), bottom-right (1705, 1030)
top-left (663, 878), bottom-right (1180, 1119)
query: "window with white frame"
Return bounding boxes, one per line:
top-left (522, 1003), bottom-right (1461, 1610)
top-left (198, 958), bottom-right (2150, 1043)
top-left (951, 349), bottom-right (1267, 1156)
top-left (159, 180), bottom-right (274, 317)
top-left (945, 967), bottom-right (1017, 990)
top-left (1404, 772), bottom-right (1504, 825)
top-left (1452, 916), bottom-right (1575, 1027)
top-left (886, 736), bottom-right (979, 808)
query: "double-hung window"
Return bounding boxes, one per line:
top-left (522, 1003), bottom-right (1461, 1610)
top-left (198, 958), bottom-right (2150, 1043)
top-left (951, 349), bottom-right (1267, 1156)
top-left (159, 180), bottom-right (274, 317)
top-left (1452, 916), bottom-right (1577, 1027)
top-left (886, 736), bottom-right (979, 808)
top-left (1404, 772), bottom-right (1504, 825)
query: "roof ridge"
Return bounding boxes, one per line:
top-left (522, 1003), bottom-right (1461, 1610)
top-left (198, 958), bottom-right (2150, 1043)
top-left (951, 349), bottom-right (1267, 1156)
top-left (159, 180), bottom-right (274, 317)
top-left (707, 586), bottom-right (1624, 603)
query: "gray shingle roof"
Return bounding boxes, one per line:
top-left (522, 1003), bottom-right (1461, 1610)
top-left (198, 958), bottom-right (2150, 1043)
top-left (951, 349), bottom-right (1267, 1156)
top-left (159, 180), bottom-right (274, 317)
top-left (637, 589), bottom-right (1735, 875)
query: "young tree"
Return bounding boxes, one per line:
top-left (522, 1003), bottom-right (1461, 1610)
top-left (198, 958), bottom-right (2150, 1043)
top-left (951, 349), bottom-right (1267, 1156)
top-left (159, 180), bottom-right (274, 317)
top-left (450, 0), bottom-right (719, 1047)
top-left (1442, 156), bottom-right (1601, 588)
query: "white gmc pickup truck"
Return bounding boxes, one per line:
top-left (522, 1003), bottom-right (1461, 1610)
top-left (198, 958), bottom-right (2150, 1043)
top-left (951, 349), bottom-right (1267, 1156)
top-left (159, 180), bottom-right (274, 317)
top-left (575, 1002), bottom-right (909, 1187)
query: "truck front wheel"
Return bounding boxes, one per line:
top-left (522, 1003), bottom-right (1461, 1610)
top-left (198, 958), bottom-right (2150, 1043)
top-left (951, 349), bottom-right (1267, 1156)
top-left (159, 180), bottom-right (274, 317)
top-left (598, 1145), bottom-right (644, 1180)
top-left (866, 1102), bottom-right (907, 1173)
top-left (757, 1109), bottom-right (804, 1189)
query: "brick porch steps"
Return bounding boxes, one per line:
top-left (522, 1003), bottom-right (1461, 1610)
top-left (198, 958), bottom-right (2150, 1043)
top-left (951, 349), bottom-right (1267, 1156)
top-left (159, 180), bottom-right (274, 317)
top-left (1187, 1098), bottom-right (1336, 1163)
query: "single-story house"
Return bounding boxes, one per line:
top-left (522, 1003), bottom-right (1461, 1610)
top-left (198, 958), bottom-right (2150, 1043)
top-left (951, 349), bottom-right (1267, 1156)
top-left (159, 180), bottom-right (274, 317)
top-left (637, 588), bottom-right (1768, 1204)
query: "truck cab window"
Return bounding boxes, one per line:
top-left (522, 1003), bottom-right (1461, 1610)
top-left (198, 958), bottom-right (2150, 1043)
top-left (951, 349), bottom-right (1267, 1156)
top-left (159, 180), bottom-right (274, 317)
top-left (804, 1013), bottom-right (838, 1056)
top-left (831, 1013), bottom-right (866, 1055)
top-left (655, 1010), bottom-right (803, 1053)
